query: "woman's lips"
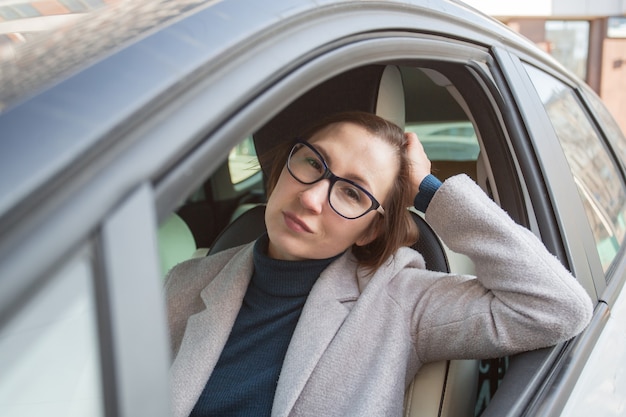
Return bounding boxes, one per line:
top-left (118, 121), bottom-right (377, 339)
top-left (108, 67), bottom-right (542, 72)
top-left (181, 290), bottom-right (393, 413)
top-left (283, 211), bottom-right (313, 233)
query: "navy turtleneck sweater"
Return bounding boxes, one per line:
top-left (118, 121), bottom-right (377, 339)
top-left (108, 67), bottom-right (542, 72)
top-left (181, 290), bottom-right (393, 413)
top-left (190, 235), bottom-right (342, 417)
top-left (190, 175), bottom-right (441, 416)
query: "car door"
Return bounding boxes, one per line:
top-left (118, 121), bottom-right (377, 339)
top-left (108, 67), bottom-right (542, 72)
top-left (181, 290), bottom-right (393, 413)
top-left (1, 1), bottom-right (613, 416)
top-left (152, 26), bottom-right (592, 417)
top-left (0, 182), bottom-right (171, 417)
top-left (149, 9), bottom-right (607, 417)
top-left (506, 52), bottom-right (626, 417)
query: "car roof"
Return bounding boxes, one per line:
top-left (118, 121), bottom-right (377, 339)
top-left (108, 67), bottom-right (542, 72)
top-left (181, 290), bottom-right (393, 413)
top-left (0, 0), bottom-right (566, 222)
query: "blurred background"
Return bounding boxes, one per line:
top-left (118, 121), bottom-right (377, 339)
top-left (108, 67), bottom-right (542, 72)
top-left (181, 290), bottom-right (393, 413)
top-left (464, 0), bottom-right (626, 133)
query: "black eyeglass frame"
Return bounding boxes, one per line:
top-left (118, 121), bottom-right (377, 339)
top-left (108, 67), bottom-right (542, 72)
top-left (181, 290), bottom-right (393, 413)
top-left (286, 140), bottom-right (385, 220)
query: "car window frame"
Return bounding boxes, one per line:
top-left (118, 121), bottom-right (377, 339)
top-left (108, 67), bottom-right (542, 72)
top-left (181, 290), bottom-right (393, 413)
top-left (97, 184), bottom-right (171, 417)
top-left (492, 47), bottom-right (602, 300)
top-left (486, 47), bottom-right (626, 417)
top-left (523, 63), bottom-right (626, 279)
top-left (151, 30), bottom-right (593, 417)
top-left (425, 51), bottom-right (602, 417)
top-left (577, 86), bottom-right (626, 299)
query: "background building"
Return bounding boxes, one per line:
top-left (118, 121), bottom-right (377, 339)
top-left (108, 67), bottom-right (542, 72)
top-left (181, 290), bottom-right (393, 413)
top-left (465, 0), bottom-right (626, 133)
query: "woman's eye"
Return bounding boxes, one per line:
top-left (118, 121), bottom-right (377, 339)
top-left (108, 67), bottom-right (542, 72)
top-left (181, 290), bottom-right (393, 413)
top-left (305, 157), bottom-right (323, 172)
top-left (342, 186), bottom-right (362, 203)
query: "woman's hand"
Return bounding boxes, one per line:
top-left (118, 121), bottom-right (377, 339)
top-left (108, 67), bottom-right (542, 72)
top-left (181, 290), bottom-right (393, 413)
top-left (405, 132), bottom-right (432, 197)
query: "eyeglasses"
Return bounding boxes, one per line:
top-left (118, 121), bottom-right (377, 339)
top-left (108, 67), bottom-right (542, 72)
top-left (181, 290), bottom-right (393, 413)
top-left (286, 141), bottom-right (385, 219)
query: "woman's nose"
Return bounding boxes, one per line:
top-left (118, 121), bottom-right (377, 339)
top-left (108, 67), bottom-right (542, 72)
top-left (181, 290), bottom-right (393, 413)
top-left (299, 180), bottom-right (329, 214)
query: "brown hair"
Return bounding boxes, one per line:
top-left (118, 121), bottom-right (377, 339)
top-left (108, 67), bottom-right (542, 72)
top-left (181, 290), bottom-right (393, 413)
top-left (264, 111), bottom-right (418, 271)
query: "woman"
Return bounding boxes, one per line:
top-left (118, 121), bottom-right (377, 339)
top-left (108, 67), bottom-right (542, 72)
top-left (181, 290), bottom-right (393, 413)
top-left (166, 111), bottom-right (592, 417)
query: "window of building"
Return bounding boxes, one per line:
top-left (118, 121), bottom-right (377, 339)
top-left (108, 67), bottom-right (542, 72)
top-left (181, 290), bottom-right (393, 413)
top-left (607, 16), bottom-right (626, 38)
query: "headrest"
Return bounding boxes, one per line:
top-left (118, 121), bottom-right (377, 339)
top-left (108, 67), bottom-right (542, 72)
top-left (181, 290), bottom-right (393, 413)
top-left (376, 65), bottom-right (405, 129)
top-left (254, 65), bottom-right (405, 177)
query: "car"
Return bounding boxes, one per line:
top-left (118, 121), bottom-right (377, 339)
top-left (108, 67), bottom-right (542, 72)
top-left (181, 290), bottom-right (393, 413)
top-left (1, 1), bottom-right (626, 416)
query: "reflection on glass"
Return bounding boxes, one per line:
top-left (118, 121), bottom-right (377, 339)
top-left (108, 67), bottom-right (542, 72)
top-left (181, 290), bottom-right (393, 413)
top-left (229, 136), bottom-right (261, 184)
top-left (525, 64), bottom-right (626, 275)
top-left (545, 20), bottom-right (589, 80)
top-left (0, 252), bottom-right (103, 417)
top-left (583, 88), bottom-right (626, 165)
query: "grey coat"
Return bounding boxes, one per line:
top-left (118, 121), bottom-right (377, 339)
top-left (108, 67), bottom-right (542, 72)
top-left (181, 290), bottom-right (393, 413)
top-left (166, 174), bottom-right (592, 417)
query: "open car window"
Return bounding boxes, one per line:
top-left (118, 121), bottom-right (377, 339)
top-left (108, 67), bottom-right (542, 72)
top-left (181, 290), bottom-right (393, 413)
top-left (158, 136), bottom-right (264, 276)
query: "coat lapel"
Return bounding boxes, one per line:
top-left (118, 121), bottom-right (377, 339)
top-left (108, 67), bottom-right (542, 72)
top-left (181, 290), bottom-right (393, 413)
top-left (272, 253), bottom-right (362, 417)
top-left (170, 246), bottom-right (254, 417)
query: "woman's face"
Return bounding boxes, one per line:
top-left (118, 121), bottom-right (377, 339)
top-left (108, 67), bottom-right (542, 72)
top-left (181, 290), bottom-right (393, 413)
top-left (265, 122), bottom-right (399, 261)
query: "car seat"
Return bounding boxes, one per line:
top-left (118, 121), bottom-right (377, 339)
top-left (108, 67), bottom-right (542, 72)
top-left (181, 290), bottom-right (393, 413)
top-left (206, 204), bottom-right (477, 416)
top-left (210, 64), bottom-right (477, 417)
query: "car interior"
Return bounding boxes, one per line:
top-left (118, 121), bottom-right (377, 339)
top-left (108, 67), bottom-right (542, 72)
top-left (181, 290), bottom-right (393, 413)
top-left (158, 62), bottom-right (519, 416)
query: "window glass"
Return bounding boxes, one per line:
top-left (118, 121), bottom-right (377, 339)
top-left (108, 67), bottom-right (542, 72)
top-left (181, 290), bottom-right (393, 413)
top-left (0, 251), bottom-right (103, 417)
top-left (525, 64), bottom-right (626, 275)
top-left (228, 136), bottom-right (260, 184)
top-left (608, 16), bottom-right (626, 38)
top-left (406, 121), bottom-right (479, 161)
top-left (583, 88), bottom-right (626, 166)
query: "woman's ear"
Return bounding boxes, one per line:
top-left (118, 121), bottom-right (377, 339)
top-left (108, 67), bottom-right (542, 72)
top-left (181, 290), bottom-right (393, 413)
top-left (355, 217), bottom-right (383, 247)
